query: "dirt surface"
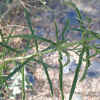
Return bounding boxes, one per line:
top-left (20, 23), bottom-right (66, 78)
top-left (0, 0), bottom-right (100, 100)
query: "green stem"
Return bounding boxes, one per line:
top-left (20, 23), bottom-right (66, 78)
top-left (69, 46), bottom-right (85, 100)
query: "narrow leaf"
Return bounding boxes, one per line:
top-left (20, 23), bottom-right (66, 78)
top-left (69, 47), bottom-right (85, 100)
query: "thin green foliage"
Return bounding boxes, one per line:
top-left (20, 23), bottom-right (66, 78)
top-left (69, 46), bottom-right (85, 100)
top-left (80, 21), bottom-right (91, 81)
top-left (0, 29), bottom-right (13, 90)
top-left (63, 1), bottom-right (99, 100)
top-left (58, 52), bottom-right (64, 100)
top-left (0, 1), bottom-right (100, 100)
top-left (62, 50), bottom-right (70, 67)
top-left (55, 21), bottom-right (65, 100)
top-left (62, 19), bottom-right (70, 40)
top-left (80, 46), bottom-right (90, 81)
top-left (71, 28), bottom-right (100, 39)
top-left (55, 21), bottom-right (59, 42)
top-left (24, 8), bottom-right (39, 53)
top-left (22, 66), bottom-right (25, 100)
top-left (10, 34), bottom-right (56, 45)
top-left (40, 57), bottom-right (54, 96)
top-left (24, 8), bottom-right (34, 35)
top-left (2, 56), bottom-right (34, 86)
top-left (0, 42), bottom-right (21, 53)
top-left (25, 7), bottom-right (54, 96)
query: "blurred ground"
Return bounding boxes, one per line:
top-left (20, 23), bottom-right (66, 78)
top-left (0, 0), bottom-right (100, 100)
